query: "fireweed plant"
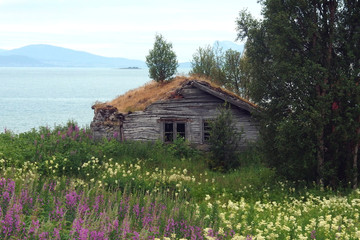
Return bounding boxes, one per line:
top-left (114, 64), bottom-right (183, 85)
top-left (1, 123), bottom-right (360, 239)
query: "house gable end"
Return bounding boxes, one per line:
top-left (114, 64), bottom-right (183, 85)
top-left (190, 81), bottom-right (255, 113)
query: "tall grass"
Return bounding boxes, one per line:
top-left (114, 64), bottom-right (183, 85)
top-left (1, 123), bottom-right (360, 239)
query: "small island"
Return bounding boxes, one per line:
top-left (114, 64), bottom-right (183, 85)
top-left (119, 66), bottom-right (141, 69)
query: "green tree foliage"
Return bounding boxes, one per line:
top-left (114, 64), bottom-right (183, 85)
top-left (146, 34), bottom-right (178, 82)
top-left (223, 49), bottom-right (242, 96)
top-left (238, 54), bottom-right (252, 100)
top-left (208, 103), bottom-right (243, 172)
top-left (190, 45), bottom-right (216, 78)
top-left (237, 1), bottom-right (360, 186)
top-left (190, 45), bottom-right (250, 99)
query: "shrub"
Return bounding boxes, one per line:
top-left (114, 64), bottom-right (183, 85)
top-left (208, 103), bottom-right (243, 172)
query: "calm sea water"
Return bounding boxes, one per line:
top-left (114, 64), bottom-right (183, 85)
top-left (0, 67), bottom-right (190, 133)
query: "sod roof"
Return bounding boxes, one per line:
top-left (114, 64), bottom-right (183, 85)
top-left (93, 76), bottom-right (256, 113)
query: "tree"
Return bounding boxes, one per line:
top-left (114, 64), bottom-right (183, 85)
top-left (189, 45), bottom-right (216, 78)
top-left (190, 45), bottom-right (251, 99)
top-left (223, 49), bottom-right (242, 96)
top-left (237, 1), bottom-right (360, 186)
top-left (208, 103), bottom-right (243, 172)
top-left (238, 53), bottom-right (252, 100)
top-left (211, 42), bottom-right (227, 86)
top-left (146, 34), bottom-right (178, 82)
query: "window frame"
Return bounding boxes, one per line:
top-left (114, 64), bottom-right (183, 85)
top-left (203, 119), bottom-right (213, 143)
top-left (164, 122), bottom-right (174, 142)
top-left (160, 118), bottom-right (188, 142)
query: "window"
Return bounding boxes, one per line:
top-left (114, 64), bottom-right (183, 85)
top-left (164, 122), bottom-right (174, 142)
top-left (203, 120), bottom-right (212, 143)
top-left (163, 121), bottom-right (186, 142)
top-left (177, 123), bottom-right (186, 139)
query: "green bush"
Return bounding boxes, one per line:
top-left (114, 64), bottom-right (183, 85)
top-left (208, 103), bottom-right (243, 172)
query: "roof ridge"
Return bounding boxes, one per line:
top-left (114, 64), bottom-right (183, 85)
top-left (93, 76), bottom-right (256, 113)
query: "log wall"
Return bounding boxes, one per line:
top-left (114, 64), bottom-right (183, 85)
top-left (122, 85), bottom-right (259, 147)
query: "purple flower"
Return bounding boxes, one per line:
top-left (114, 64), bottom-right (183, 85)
top-left (78, 202), bottom-right (90, 216)
top-left (39, 232), bottom-right (49, 240)
top-left (133, 231), bottom-right (140, 240)
top-left (71, 218), bottom-right (84, 236)
top-left (90, 230), bottom-right (105, 240)
top-left (1, 202), bottom-right (24, 237)
top-left (67, 126), bottom-right (73, 136)
top-left (53, 228), bottom-right (61, 240)
top-left (1, 178), bottom-right (15, 202)
top-left (66, 191), bottom-right (80, 208)
top-left (93, 194), bottom-right (104, 213)
top-left (113, 132), bottom-right (119, 139)
top-left (311, 230), bottom-right (316, 239)
top-left (28, 219), bottom-right (40, 235)
top-left (79, 228), bottom-right (89, 240)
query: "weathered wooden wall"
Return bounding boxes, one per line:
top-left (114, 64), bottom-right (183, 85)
top-left (122, 84), bottom-right (258, 147)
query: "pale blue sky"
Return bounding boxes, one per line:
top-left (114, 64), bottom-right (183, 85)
top-left (0, 0), bottom-right (262, 62)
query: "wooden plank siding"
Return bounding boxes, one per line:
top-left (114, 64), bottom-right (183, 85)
top-left (122, 85), bottom-right (258, 147)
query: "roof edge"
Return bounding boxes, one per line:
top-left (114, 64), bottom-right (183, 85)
top-left (191, 81), bottom-right (256, 113)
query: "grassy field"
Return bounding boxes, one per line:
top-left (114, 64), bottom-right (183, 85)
top-left (1, 123), bottom-right (360, 239)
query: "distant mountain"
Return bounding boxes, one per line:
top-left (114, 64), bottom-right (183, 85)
top-left (213, 41), bottom-right (244, 53)
top-left (179, 62), bottom-right (191, 68)
top-left (0, 44), bottom-right (147, 68)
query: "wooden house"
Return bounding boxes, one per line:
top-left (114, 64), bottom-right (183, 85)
top-left (90, 77), bottom-right (258, 148)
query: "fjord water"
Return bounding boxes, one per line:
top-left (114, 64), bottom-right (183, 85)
top-left (0, 67), bottom-right (188, 133)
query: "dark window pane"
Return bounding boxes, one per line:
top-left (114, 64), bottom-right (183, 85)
top-left (204, 122), bottom-right (212, 131)
top-left (165, 122), bottom-right (174, 142)
top-left (165, 133), bottom-right (173, 142)
top-left (204, 132), bottom-right (211, 141)
top-left (165, 123), bottom-right (173, 132)
top-left (177, 123), bottom-right (185, 139)
top-left (177, 123), bottom-right (185, 133)
top-left (203, 120), bottom-right (212, 142)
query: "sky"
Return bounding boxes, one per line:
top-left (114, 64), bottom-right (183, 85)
top-left (0, 0), bottom-right (262, 62)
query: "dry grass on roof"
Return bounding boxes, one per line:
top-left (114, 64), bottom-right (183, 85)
top-left (107, 76), bottom-right (207, 113)
top-left (93, 75), bottom-right (256, 113)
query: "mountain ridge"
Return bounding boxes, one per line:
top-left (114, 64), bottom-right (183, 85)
top-left (0, 44), bottom-right (147, 68)
top-left (0, 42), bottom-right (242, 68)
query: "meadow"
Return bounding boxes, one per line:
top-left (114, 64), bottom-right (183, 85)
top-left (1, 122), bottom-right (360, 239)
